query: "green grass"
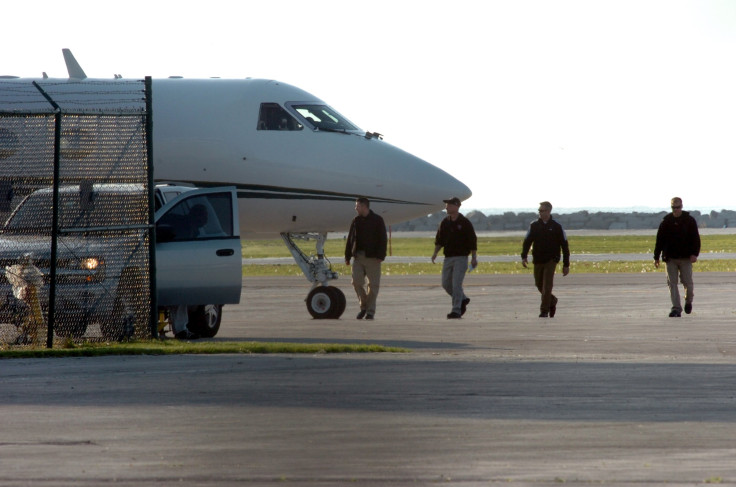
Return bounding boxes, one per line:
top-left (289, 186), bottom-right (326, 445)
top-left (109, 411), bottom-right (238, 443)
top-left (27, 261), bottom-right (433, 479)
top-left (243, 234), bottom-right (736, 258)
top-left (242, 234), bottom-right (736, 275)
top-left (0, 339), bottom-right (409, 358)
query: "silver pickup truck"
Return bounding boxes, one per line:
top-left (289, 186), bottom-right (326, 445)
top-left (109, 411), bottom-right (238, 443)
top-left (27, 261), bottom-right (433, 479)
top-left (0, 183), bottom-right (242, 340)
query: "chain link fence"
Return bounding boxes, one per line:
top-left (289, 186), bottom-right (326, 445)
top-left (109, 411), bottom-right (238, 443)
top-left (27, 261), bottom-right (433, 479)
top-left (0, 79), bottom-right (153, 347)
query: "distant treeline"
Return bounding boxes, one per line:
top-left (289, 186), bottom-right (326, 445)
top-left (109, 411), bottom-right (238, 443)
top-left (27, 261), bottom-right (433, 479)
top-left (392, 209), bottom-right (736, 232)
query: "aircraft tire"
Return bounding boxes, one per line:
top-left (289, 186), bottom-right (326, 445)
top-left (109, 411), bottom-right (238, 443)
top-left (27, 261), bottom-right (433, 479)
top-left (188, 304), bottom-right (222, 337)
top-left (306, 286), bottom-right (343, 319)
top-left (326, 286), bottom-right (346, 319)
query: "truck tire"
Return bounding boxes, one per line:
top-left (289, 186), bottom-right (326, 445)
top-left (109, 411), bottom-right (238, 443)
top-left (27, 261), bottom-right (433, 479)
top-left (188, 304), bottom-right (222, 338)
top-left (101, 268), bottom-right (144, 341)
top-left (53, 311), bottom-right (88, 338)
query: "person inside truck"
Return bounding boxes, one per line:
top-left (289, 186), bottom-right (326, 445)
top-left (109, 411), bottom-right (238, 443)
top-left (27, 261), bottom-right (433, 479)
top-left (188, 204), bottom-right (208, 238)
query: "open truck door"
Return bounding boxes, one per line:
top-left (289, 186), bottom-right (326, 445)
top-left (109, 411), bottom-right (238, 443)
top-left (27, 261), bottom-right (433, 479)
top-left (155, 187), bottom-right (241, 309)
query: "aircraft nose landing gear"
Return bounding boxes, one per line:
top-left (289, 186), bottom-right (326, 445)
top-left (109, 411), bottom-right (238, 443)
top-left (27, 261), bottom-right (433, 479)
top-left (281, 232), bottom-right (346, 319)
top-left (306, 285), bottom-right (346, 319)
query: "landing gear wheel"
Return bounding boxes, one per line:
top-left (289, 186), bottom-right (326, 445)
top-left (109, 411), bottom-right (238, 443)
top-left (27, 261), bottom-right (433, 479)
top-left (327, 286), bottom-right (346, 318)
top-left (188, 304), bottom-right (222, 338)
top-left (306, 286), bottom-right (345, 319)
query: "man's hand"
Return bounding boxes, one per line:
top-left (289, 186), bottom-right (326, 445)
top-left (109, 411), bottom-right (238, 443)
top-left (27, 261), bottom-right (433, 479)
top-left (563, 266), bottom-right (570, 276)
top-left (690, 255), bottom-right (698, 263)
top-left (431, 253), bottom-right (438, 264)
top-left (654, 259), bottom-right (660, 268)
top-left (345, 259), bottom-right (351, 266)
top-left (521, 258), bottom-right (528, 268)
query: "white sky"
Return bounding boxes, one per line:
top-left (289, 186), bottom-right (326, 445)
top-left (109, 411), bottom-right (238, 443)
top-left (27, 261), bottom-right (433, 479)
top-left (4, 0), bottom-right (736, 212)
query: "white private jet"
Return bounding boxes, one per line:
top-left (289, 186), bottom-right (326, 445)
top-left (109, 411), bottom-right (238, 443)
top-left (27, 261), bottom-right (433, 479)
top-left (0, 49), bottom-right (471, 323)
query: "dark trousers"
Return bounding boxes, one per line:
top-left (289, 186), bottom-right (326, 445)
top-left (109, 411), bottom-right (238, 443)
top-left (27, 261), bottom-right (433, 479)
top-left (533, 260), bottom-right (558, 313)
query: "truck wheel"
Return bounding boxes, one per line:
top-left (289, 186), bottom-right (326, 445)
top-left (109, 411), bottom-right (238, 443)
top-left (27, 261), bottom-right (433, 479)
top-left (306, 286), bottom-right (344, 319)
top-left (53, 311), bottom-right (88, 338)
top-left (101, 293), bottom-right (135, 341)
top-left (101, 269), bottom-right (143, 340)
top-left (188, 304), bottom-right (222, 338)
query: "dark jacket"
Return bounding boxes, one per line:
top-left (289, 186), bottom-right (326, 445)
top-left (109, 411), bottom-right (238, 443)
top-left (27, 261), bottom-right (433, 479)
top-left (345, 210), bottom-right (387, 261)
top-left (521, 218), bottom-right (570, 266)
top-left (435, 214), bottom-right (477, 257)
top-left (654, 211), bottom-right (700, 261)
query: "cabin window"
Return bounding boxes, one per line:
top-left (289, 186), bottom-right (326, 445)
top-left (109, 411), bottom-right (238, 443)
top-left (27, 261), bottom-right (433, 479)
top-left (289, 104), bottom-right (360, 132)
top-left (257, 103), bottom-right (303, 131)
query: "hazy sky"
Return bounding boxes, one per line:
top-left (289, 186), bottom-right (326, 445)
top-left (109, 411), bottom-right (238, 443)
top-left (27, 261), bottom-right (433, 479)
top-left (4, 0), bottom-right (736, 211)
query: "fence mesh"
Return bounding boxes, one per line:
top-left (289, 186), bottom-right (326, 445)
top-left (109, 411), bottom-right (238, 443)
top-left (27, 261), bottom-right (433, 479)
top-left (0, 79), bottom-right (152, 347)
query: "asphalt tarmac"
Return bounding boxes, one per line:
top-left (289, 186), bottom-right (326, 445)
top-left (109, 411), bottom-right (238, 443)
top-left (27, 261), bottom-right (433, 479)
top-left (3, 272), bottom-right (736, 486)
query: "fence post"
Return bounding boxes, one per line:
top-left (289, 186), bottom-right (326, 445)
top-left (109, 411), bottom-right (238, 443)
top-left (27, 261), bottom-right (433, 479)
top-left (145, 76), bottom-right (158, 338)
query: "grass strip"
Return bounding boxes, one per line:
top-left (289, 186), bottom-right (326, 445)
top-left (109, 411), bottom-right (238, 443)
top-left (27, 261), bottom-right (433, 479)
top-left (0, 340), bottom-right (409, 358)
top-left (242, 234), bottom-right (736, 258)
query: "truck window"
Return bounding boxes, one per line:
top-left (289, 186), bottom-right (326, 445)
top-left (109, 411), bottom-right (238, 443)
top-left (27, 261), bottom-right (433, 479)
top-left (5, 188), bottom-right (147, 234)
top-left (157, 193), bottom-right (233, 241)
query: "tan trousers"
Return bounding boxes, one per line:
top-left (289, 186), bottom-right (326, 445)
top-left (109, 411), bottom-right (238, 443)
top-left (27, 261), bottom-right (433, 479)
top-left (533, 260), bottom-right (558, 313)
top-left (665, 258), bottom-right (694, 313)
top-left (351, 252), bottom-right (382, 315)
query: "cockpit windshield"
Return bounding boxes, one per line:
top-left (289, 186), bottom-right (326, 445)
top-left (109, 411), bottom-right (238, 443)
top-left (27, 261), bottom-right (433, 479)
top-left (257, 103), bottom-right (303, 131)
top-left (288, 104), bottom-right (361, 132)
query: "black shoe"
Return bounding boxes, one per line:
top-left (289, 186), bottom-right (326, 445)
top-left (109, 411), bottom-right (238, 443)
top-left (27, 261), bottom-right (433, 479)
top-left (539, 312), bottom-right (549, 318)
top-left (549, 305), bottom-right (556, 318)
top-left (668, 310), bottom-right (681, 318)
top-left (175, 329), bottom-right (200, 340)
top-left (447, 312), bottom-right (462, 319)
top-left (460, 298), bottom-right (470, 316)
top-left (684, 303), bottom-right (692, 314)
top-left (356, 310), bottom-right (367, 319)
top-left (365, 314), bottom-right (374, 320)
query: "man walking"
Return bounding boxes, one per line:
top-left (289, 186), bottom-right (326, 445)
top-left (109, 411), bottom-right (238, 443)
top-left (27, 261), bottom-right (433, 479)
top-left (654, 197), bottom-right (700, 317)
top-left (345, 197), bottom-right (387, 320)
top-left (432, 197), bottom-right (478, 319)
top-left (521, 201), bottom-right (570, 317)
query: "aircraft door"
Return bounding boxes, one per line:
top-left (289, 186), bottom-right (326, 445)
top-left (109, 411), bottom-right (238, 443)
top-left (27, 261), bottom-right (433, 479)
top-left (155, 187), bottom-right (241, 306)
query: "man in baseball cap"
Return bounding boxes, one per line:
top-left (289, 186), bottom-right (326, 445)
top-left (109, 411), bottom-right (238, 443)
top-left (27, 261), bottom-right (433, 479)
top-left (432, 197), bottom-right (477, 318)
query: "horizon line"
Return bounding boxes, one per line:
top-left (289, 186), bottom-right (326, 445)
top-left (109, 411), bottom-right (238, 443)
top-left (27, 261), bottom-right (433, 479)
top-left (462, 206), bottom-right (736, 215)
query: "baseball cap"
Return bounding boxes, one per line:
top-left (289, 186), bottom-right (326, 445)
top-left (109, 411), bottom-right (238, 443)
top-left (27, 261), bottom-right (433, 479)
top-left (443, 197), bottom-right (461, 206)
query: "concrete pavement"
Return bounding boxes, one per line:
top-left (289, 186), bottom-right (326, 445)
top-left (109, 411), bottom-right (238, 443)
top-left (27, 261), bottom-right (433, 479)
top-left (2, 273), bottom-right (736, 485)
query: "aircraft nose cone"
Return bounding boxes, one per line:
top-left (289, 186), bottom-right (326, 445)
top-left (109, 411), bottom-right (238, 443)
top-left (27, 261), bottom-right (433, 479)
top-left (442, 174), bottom-right (472, 203)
